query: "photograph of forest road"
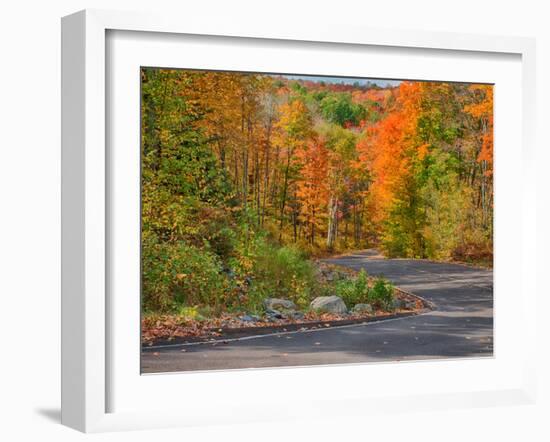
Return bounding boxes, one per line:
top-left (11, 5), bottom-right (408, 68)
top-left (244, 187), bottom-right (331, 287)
top-left (140, 68), bottom-right (493, 373)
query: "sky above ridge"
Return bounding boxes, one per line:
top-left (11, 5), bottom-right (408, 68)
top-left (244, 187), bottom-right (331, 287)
top-left (279, 74), bottom-right (402, 87)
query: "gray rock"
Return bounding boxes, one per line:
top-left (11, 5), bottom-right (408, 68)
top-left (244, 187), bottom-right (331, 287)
top-left (263, 298), bottom-right (296, 311)
top-left (403, 300), bottom-right (417, 310)
top-left (266, 309), bottom-right (284, 319)
top-left (352, 303), bottom-right (374, 314)
top-left (285, 310), bottom-right (304, 320)
top-left (310, 295), bottom-right (347, 314)
top-left (393, 299), bottom-right (414, 310)
top-left (325, 270), bottom-right (345, 281)
top-left (241, 314), bottom-right (261, 322)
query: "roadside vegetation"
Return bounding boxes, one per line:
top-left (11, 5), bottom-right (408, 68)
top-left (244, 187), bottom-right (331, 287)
top-left (141, 263), bottom-right (424, 344)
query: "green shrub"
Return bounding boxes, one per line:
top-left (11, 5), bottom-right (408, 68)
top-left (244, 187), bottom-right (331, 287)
top-left (142, 238), bottom-right (228, 312)
top-left (334, 269), bottom-right (369, 307)
top-left (250, 243), bottom-right (317, 308)
top-left (367, 277), bottom-right (395, 310)
top-left (197, 207), bottom-right (238, 261)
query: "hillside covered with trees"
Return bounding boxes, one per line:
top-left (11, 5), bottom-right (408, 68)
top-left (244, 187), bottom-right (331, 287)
top-left (141, 69), bottom-right (493, 315)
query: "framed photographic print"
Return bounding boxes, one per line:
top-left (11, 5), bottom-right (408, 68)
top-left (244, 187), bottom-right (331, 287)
top-left (61, 9), bottom-right (537, 432)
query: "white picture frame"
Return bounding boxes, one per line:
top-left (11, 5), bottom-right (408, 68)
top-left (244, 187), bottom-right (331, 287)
top-left (61, 9), bottom-right (537, 433)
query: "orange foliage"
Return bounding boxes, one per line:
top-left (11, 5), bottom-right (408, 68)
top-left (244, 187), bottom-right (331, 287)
top-left (352, 88), bottom-right (392, 105)
top-left (356, 82), bottom-right (423, 223)
top-left (295, 138), bottom-right (329, 241)
top-left (465, 85), bottom-right (493, 175)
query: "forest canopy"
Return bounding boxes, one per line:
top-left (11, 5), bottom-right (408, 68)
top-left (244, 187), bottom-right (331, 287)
top-left (141, 69), bottom-right (493, 313)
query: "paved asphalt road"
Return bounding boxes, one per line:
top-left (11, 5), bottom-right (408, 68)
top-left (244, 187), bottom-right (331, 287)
top-left (142, 250), bottom-right (493, 373)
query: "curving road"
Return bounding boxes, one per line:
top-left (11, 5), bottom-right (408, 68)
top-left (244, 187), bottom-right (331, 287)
top-left (142, 250), bottom-right (493, 373)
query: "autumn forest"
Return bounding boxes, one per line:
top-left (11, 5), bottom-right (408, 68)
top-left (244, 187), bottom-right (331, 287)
top-left (141, 68), bottom-right (493, 315)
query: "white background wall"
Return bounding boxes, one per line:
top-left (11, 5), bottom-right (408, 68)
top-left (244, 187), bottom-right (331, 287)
top-left (0, 1), bottom-right (548, 440)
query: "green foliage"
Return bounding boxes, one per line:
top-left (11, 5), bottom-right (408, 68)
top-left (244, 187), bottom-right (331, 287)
top-left (250, 243), bottom-right (317, 309)
top-left (381, 169), bottom-right (427, 259)
top-left (290, 81), bottom-right (307, 95)
top-left (367, 278), bottom-right (395, 310)
top-left (319, 93), bottom-right (366, 126)
top-left (312, 90), bottom-right (328, 102)
top-left (334, 271), bottom-right (395, 311)
top-left (142, 238), bottom-right (227, 312)
top-left (363, 99), bottom-right (383, 123)
top-left (334, 269), bottom-right (369, 307)
top-left (417, 83), bottom-right (464, 147)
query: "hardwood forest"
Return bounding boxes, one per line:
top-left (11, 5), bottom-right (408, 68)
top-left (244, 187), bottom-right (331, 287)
top-left (141, 69), bottom-right (493, 317)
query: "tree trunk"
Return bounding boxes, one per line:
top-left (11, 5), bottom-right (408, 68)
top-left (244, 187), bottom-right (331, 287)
top-left (261, 119), bottom-right (272, 226)
top-left (327, 196), bottom-right (338, 250)
top-left (255, 148), bottom-right (261, 220)
top-left (311, 207), bottom-right (315, 245)
top-left (233, 148), bottom-right (239, 200)
top-left (292, 189), bottom-right (298, 243)
top-left (278, 151), bottom-right (292, 242)
top-left (152, 78), bottom-right (169, 172)
top-left (344, 218), bottom-right (348, 248)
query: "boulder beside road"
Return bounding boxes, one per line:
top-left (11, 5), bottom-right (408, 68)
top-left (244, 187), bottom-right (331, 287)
top-left (310, 295), bottom-right (347, 314)
top-left (263, 298), bottom-right (296, 311)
